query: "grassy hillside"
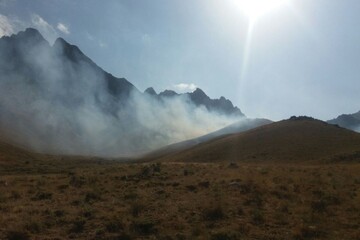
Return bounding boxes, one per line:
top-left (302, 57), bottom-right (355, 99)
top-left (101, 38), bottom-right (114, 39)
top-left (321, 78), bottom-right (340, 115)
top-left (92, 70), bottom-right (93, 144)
top-left (1, 119), bottom-right (360, 239)
top-left (156, 119), bottom-right (360, 163)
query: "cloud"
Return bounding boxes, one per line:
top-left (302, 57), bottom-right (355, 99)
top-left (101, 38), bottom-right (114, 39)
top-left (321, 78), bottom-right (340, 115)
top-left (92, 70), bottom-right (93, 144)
top-left (57, 22), bottom-right (70, 34)
top-left (31, 14), bottom-right (57, 43)
top-left (85, 32), bottom-right (106, 48)
top-left (0, 14), bottom-right (15, 37)
top-left (0, 13), bottom-right (60, 42)
top-left (85, 32), bottom-right (94, 41)
top-left (99, 40), bottom-right (106, 48)
top-left (173, 83), bottom-right (197, 93)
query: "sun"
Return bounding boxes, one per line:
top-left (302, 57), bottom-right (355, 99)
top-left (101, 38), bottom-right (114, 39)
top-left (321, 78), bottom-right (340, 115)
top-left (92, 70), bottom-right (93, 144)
top-left (235, 0), bottom-right (289, 21)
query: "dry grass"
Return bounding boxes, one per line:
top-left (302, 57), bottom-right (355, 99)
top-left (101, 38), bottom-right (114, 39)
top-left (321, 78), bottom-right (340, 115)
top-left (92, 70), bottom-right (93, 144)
top-left (1, 119), bottom-right (360, 238)
top-left (154, 119), bottom-right (360, 163)
top-left (1, 160), bottom-right (360, 239)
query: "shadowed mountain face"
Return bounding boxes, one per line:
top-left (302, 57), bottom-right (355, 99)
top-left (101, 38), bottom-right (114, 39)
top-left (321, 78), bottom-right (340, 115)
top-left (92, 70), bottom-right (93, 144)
top-left (156, 118), bottom-right (360, 163)
top-left (328, 111), bottom-right (360, 132)
top-left (150, 88), bottom-right (244, 117)
top-left (0, 28), bottom-right (244, 157)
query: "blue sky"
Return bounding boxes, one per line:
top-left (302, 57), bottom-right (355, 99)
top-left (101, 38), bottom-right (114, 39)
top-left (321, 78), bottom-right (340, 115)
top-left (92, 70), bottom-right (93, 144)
top-left (1, 0), bottom-right (359, 120)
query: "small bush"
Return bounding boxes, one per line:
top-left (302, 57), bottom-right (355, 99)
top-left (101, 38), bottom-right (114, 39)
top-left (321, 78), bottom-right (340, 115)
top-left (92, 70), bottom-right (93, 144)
top-left (203, 205), bottom-right (225, 221)
top-left (198, 181), bottom-right (210, 188)
top-left (69, 175), bottom-right (85, 188)
top-left (228, 162), bottom-right (239, 169)
top-left (211, 231), bottom-right (238, 240)
top-left (311, 200), bottom-right (327, 213)
top-left (24, 221), bottom-right (41, 234)
top-left (124, 192), bottom-right (138, 200)
top-left (152, 163), bottom-right (161, 173)
top-left (54, 209), bottom-right (65, 218)
top-left (130, 201), bottom-right (145, 217)
top-left (31, 191), bottom-right (52, 201)
top-left (105, 219), bottom-right (124, 233)
top-left (186, 185), bottom-right (197, 192)
top-left (5, 231), bottom-right (30, 240)
top-left (251, 209), bottom-right (264, 225)
top-left (10, 191), bottom-right (21, 200)
top-left (293, 226), bottom-right (325, 239)
top-left (68, 218), bottom-right (86, 234)
top-left (84, 191), bottom-right (101, 203)
top-left (131, 219), bottom-right (157, 235)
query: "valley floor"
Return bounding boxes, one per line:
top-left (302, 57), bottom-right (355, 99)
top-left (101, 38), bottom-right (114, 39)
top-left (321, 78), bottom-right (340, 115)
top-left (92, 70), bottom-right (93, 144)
top-left (0, 160), bottom-right (360, 240)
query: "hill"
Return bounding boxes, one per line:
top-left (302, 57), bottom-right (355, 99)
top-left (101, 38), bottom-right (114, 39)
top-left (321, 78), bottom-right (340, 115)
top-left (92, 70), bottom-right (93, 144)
top-left (0, 140), bottom-right (38, 166)
top-left (156, 117), bottom-right (360, 163)
top-left (142, 118), bottom-right (271, 161)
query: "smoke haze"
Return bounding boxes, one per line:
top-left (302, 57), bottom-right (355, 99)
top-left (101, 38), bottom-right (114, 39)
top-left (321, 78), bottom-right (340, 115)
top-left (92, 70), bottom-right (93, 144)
top-left (0, 29), bottom-right (240, 157)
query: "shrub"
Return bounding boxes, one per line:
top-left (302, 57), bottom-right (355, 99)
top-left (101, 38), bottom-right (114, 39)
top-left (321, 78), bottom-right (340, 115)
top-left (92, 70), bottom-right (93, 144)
top-left (131, 219), bottom-right (157, 235)
top-left (69, 174), bottom-right (85, 188)
top-left (130, 201), bottom-right (145, 217)
top-left (251, 209), bottom-right (264, 225)
top-left (105, 219), bottom-right (124, 233)
top-left (203, 205), bottom-right (225, 221)
top-left (152, 163), bottom-right (161, 173)
top-left (186, 185), bottom-right (197, 192)
top-left (54, 209), bottom-right (65, 218)
top-left (68, 218), bottom-right (86, 233)
top-left (24, 221), bottom-right (41, 234)
top-left (293, 226), bottom-right (325, 239)
top-left (5, 231), bottom-right (30, 240)
top-left (84, 191), bottom-right (101, 203)
top-left (211, 232), bottom-right (238, 240)
top-left (31, 191), bottom-right (52, 201)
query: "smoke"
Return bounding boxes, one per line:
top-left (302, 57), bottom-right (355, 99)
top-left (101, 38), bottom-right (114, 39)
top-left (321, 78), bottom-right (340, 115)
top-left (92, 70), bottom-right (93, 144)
top-left (355, 126), bottom-right (360, 133)
top-left (0, 31), bottom-right (240, 157)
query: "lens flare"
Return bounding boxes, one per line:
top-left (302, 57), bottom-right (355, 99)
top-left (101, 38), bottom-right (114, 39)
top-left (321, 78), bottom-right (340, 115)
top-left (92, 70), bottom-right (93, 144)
top-left (235, 0), bottom-right (289, 21)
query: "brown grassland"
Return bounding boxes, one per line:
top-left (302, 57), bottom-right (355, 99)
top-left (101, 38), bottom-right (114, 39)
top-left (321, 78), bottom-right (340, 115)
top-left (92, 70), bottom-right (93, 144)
top-left (1, 119), bottom-right (360, 239)
top-left (1, 159), bottom-right (360, 240)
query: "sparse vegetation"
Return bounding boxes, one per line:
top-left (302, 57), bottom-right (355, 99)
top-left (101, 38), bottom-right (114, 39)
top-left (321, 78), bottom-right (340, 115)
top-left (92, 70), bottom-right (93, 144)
top-left (1, 159), bottom-right (360, 239)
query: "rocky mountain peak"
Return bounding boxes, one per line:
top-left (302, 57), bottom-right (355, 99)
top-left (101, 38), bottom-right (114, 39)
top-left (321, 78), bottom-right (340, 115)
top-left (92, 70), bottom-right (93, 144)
top-left (159, 90), bottom-right (178, 97)
top-left (144, 87), bottom-right (157, 95)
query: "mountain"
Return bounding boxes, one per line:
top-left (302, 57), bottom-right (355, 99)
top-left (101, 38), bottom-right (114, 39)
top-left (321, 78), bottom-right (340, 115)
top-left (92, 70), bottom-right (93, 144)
top-left (146, 88), bottom-right (244, 117)
top-left (0, 28), bottom-right (244, 156)
top-left (1, 28), bottom-right (137, 99)
top-left (153, 117), bottom-right (360, 163)
top-left (328, 111), bottom-right (360, 132)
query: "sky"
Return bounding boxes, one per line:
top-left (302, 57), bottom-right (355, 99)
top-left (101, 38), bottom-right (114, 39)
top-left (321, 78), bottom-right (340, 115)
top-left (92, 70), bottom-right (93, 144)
top-left (0, 0), bottom-right (359, 121)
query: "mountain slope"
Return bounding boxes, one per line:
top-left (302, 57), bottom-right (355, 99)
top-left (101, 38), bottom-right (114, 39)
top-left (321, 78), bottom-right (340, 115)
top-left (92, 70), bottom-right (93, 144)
top-left (157, 118), bottom-right (360, 163)
top-left (0, 140), bottom-right (38, 165)
top-left (142, 118), bottom-right (271, 161)
top-left (148, 88), bottom-right (244, 117)
top-left (0, 28), bottom-right (244, 156)
top-left (328, 111), bottom-right (360, 132)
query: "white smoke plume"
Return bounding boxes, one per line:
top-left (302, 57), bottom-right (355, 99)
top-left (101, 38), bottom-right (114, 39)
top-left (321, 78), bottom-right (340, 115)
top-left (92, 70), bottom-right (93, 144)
top-left (0, 29), bottom-right (241, 157)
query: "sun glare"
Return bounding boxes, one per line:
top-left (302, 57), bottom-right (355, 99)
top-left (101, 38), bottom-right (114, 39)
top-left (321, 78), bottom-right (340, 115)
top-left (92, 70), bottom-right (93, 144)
top-left (235, 0), bottom-right (289, 21)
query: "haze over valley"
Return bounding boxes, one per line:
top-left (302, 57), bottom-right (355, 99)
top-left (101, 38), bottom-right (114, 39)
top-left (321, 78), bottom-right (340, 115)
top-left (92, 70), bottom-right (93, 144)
top-left (1, 1), bottom-right (360, 239)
